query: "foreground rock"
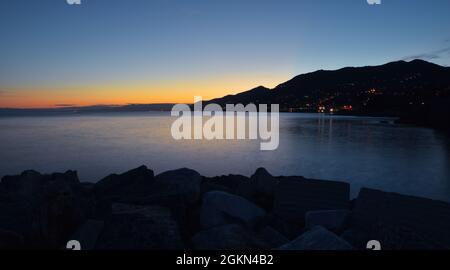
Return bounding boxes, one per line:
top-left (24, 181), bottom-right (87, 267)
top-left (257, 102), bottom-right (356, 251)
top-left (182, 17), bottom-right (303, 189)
top-left (236, 168), bottom-right (278, 210)
top-left (200, 191), bottom-right (266, 230)
top-left (256, 226), bottom-right (289, 248)
top-left (70, 220), bottom-right (104, 250)
top-left (347, 188), bottom-right (450, 250)
top-left (272, 177), bottom-right (350, 225)
top-left (305, 210), bottom-right (351, 232)
top-left (278, 226), bottom-right (353, 250)
top-left (0, 229), bottom-right (24, 249)
top-left (96, 204), bottom-right (184, 250)
top-left (201, 174), bottom-right (249, 195)
top-left (94, 166), bottom-right (154, 203)
top-left (153, 168), bottom-right (203, 205)
top-left (2, 166), bottom-right (450, 250)
top-left (1, 170), bottom-right (95, 249)
top-left (192, 224), bottom-right (270, 250)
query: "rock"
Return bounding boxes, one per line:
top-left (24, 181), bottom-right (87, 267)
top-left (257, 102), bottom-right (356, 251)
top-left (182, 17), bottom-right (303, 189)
top-left (192, 224), bottom-right (269, 250)
top-left (200, 191), bottom-right (266, 230)
top-left (0, 229), bottom-right (24, 249)
top-left (70, 220), bottom-right (104, 250)
top-left (348, 188), bottom-right (450, 250)
top-left (1, 170), bottom-right (79, 200)
top-left (0, 201), bottom-right (33, 240)
top-left (236, 168), bottom-right (278, 210)
top-left (266, 214), bottom-right (304, 240)
top-left (278, 226), bottom-right (353, 250)
top-left (305, 210), bottom-right (351, 232)
top-left (257, 226), bottom-right (289, 248)
top-left (30, 186), bottom-right (87, 248)
top-left (0, 170), bottom-right (94, 248)
top-left (272, 177), bottom-right (350, 224)
top-left (96, 204), bottom-right (184, 250)
top-left (252, 168), bottom-right (278, 197)
top-left (201, 175), bottom-right (248, 195)
top-left (94, 166), bottom-right (154, 202)
top-left (151, 168), bottom-right (203, 205)
top-left (340, 229), bottom-right (372, 250)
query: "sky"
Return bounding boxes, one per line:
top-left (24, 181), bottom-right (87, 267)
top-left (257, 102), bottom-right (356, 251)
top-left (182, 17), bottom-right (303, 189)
top-left (1, 0), bottom-right (450, 108)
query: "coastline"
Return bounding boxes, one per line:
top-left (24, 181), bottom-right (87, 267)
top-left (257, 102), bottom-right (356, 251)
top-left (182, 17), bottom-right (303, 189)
top-left (1, 166), bottom-right (450, 250)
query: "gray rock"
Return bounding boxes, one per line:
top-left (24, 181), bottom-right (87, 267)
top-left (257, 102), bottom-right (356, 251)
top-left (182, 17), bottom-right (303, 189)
top-left (202, 175), bottom-right (249, 194)
top-left (236, 168), bottom-right (278, 210)
top-left (272, 177), bottom-right (350, 224)
top-left (349, 188), bottom-right (450, 250)
top-left (257, 226), bottom-right (289, 248)
top-left (94, 166), bottom-right (154, 202)
top-left (1, 170), bottom-right (94, 248)
top-left (151, 168), bottom-right (203, 205)
top-left (278, 226), bottom-right (353, 250)
top-left (70, 220), bottom-right (104, 250)
top-left (2, 170), bottom-right (80, 200)
top-left (30, 187), bottom-right (87, 248)
top-left (96, 204), bottom-right (184, 250)
top-left (305, 210), bottom-right (351, 232)
top-left (252, 168), bottom-right (278, 197)
top-left (340, 229), bottom-right (372, 250)
top-left (192, 224), bottom-right (270, 250)
top-left (0, 201), bottom-right (33, 240)
top-left (0, 229), bottom-right (24, 249)
top-left (200, 191), bottom-right (266, 229)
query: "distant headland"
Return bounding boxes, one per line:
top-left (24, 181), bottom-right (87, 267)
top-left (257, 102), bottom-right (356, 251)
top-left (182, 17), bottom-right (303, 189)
top-left (1, 59), bottom-right (449, 131)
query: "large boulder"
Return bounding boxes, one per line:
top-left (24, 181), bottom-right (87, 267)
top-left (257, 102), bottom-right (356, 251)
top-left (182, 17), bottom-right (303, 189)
top-left (272, 177), bottom-right (350, 225)
top-left (0, 201), bottom-right (33, 241)
top-left (150, 168), bottom-right (203, 205)
top-left (201, 175), bottom-right (249, 195)
top-left (347, 188), bottom-right (450, 250)
top-left (94, 166), bottom-right (154, 202)
top-left (0, 170), bottom-right (94, 249)
top-left (278, 226), bottom-right (353, 250)
top-left (0, 229), bottom-right (24, 249)
top-left (236, 168), bottom-right (278, 210)
top-left (96, 204), bottom-right (184, 250)
top-left (69, 220), bottom-right (104, 250)
top-left (1, 170), bottom-right (80, 201)
top-left (305, 210), bottom-right (351, 232)
top-left (200, 191), bottom-right (266, 230)
top-left (256, 226), bottom-right (289, 248)
top-left (192, 224), bottom-right (269, 250)
top-left (252, 168), bottom-right (278, 197)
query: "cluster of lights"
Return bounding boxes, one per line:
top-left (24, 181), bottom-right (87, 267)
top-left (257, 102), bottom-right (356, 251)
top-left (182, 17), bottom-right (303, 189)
top-left (317, 105), bottom-right (353, 113)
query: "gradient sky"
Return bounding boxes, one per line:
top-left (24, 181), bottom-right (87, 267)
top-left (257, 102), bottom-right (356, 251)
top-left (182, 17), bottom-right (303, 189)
top-left (1, 0), bottom-right (450, 108)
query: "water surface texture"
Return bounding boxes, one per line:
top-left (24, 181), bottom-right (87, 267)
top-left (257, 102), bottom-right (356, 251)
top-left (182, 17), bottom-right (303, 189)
top-left (1, 112), bottom-right (449, 201)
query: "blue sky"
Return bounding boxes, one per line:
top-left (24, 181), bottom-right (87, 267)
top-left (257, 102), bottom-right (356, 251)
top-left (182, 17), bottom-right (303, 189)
top-left (1, 0), bottom-right (450, 107)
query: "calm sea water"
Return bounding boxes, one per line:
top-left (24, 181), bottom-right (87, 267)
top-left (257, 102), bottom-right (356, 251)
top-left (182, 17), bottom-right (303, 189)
top-left (0, 112), bottom-right (449, 201)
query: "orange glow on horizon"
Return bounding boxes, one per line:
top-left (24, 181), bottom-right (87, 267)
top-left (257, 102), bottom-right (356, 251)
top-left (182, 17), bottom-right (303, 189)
top-left (0, 75), bottom-right (289, 109)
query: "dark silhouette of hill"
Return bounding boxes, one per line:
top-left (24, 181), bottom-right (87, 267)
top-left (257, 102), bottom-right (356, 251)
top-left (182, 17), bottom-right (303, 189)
top-left (206, 59), bottom-right (450, 130)
top-left (207, 59), bottom-right (450, 115)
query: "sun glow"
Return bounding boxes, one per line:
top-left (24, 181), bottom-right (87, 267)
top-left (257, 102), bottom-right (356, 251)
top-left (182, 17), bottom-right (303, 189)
top-left (0, 74), bottom-right (287, 109)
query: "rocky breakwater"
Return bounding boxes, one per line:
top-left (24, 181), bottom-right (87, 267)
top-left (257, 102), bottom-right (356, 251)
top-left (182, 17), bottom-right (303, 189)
top-left (1, 166), bottom-right (450, 250)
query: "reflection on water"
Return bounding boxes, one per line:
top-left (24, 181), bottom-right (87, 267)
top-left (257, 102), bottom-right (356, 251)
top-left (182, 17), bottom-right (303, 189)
top-left (0, 112), bottom-right (449, 201)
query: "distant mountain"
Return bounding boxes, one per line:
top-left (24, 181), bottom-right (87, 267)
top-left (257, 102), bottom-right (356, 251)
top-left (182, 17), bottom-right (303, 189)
top-left (206, 59), bottom-right (450, 116)
top-left (0, 104), bottom-right (175, 116)
top-left (208, 86), bottom-right (271, 105)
